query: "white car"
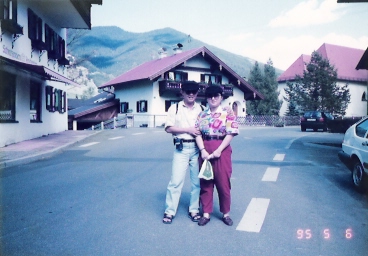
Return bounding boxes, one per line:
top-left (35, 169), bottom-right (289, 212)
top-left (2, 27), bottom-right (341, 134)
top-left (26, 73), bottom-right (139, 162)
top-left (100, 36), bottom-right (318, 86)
top-left (338, 117), bottom-right (368, 193)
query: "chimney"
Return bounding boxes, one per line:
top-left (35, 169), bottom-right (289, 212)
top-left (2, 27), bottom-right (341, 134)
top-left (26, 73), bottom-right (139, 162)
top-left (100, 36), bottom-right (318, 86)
top-left (173, 43), bottom-right (183, 54)
top-left (158, 47), bottom-right (167, 59)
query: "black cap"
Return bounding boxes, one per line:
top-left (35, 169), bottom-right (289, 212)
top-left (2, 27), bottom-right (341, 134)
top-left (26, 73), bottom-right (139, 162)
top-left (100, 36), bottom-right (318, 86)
top-left (205, 85), bottom-right (223, 97)
top-left (181, 81), bottom-right (199, 91)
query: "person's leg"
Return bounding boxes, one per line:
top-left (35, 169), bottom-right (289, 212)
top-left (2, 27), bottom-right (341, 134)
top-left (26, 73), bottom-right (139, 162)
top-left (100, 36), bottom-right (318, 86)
top-left (188, 144), bottom-right (200, 215)
top-left (164, 148), bottom-right (189, 217)
top-left (214, 145), bottom-right (232, 215)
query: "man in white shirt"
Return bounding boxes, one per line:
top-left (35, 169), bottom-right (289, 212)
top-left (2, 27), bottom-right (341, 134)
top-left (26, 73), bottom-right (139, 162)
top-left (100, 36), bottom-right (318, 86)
top-left (163, 81), bottom-right (203, 224)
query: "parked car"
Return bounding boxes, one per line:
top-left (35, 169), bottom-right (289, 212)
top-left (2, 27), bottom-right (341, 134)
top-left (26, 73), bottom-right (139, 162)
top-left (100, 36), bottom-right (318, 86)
top-left (338, 117), bottom-right (368, 193)
top-left (300, 111), bottom-right (334, 132)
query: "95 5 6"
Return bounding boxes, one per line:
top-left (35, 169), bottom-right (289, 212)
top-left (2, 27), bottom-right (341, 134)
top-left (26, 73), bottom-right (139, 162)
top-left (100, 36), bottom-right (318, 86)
top-left (296, 228), bottom-right (353, 240)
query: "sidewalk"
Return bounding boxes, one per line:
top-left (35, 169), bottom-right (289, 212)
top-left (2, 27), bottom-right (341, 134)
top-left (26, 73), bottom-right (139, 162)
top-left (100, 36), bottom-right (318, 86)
top-left (0, 130), bottom-right (100, 169)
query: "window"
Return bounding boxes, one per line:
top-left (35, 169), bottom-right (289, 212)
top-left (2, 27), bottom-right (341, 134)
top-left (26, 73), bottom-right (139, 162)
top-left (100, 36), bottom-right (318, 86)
top-left (0, 0), bottom-right (22, 35)
top-left (356, 119), bottom-right (368, 138)
top-left (165, 100), bottom-right (180, 112)
top-left (45, 86), bottom-right (66, 113)
top-left (30, 81), bottom-right (41, 122)
top-left (137, 100), bottom-right (148, 113)
top-left (28, 9), bottom-right (46, 51)
top-left (362, 92), bottom-right (367, 101)
top-left (0, 71), bottom-right (16, 122)
top-left (201, 74), bottom-right (222, 84)
top-left (45, 85), bottom-right (54, 112)
top-left (165, 71), bottom-right (188, 81)
top-left (0, 0), bottom-right (17, 20)
top-left (121, 102), bottom-right (129, 113)
top-left (45, 24), bottom-right (66, 62)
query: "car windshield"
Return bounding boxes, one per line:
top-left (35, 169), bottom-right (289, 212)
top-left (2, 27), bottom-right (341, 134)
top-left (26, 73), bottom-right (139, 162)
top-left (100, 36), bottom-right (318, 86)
top-left (304, 111), bottom-right (321, 118)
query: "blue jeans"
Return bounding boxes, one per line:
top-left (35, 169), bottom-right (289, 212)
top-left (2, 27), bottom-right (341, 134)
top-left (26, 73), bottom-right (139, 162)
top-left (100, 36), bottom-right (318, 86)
top-left (165, 142), bottom-right (200, 216)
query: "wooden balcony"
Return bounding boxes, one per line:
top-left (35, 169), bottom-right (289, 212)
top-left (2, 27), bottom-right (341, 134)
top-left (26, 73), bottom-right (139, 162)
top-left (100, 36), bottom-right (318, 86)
top-left (159, 80), bottom-right (233, 98)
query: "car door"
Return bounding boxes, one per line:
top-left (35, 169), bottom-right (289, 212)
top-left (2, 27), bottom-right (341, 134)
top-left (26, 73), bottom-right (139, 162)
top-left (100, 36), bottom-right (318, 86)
top-left (353, 119), bottom-right (368, 171)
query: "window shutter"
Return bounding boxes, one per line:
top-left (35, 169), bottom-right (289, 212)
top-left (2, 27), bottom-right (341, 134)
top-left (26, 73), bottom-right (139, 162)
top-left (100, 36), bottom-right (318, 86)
top-left (165, 100), bottom-right (171, 112)
top-left (28, 9), bottom-right (35, 40)
top-left (0, 2), bottom-right (4, 20)
top-left (217, 75), bottom-right (222, 84)
top-left (183, 72), bottom-right (188, 81)
top-left (45, 86), bottom-right (52, 111)
top-left (136, 101), bottom-right (140, 113)
top-left (143, 100), bottom-right (148, 112)
top-left (61, 91), bottom-right (66, 113)
top-left (12, 0), bottom-right (17, 21)
top-left (200, 74), bottom-right (205, 82)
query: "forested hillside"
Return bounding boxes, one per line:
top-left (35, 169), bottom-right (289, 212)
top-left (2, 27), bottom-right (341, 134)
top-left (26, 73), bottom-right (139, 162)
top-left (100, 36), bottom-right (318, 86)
top-left (67, 26), bottom-right (283, 87)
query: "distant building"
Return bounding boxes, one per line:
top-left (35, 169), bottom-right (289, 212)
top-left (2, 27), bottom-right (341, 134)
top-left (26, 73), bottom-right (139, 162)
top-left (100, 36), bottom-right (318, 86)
top-left (99, 46), bottom-right (263, 123)
top-left (278, 43), bottom-right (368, 116)
top-left (68, 91), bottom-right (120, 130)
top-left (0, 0), bottom-right (102, 147)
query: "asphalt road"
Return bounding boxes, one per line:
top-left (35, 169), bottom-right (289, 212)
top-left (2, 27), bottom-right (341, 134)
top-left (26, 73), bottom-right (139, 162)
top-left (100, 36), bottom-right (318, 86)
top-left (1, 127), bottom-right (367, 256)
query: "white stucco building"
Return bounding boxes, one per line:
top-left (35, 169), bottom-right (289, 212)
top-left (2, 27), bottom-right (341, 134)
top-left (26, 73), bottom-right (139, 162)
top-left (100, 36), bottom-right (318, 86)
top-left (99, 46), bottom-right (263, 124)
top-left (0, 0), bottom-right (102, 147)
top-left (278, 43), bottom-right (368, 117)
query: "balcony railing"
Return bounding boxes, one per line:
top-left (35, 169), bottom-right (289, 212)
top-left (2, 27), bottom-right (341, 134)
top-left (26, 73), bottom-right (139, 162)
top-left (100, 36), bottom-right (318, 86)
top-left (158, 80), bottom-right (233, 98)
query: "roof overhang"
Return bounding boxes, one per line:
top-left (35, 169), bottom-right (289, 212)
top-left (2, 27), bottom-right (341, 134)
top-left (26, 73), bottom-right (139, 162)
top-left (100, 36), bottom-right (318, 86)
top-left (337, 1), bottom-right (368, 2)
top-left (356, 48), bottom-right (368, 70)
top-left (0, 56), bottom-right (80, 87)
top-left (25, 0), bottom-right (102, 29)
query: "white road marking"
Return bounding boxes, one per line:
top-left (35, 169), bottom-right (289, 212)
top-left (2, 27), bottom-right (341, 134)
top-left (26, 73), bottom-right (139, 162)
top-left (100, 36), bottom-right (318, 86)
top-left (236, 198), bottom-right (270, 232)
top-left (273, 154), bottom-right (285, 161)
top-left (132, 133), bottom-right (145, 135)
top-left (109, 136), bottom-right (124, 140)
top-left (79, 142), bottom-right (100, 147)
top-left (262, 167), bottom-right (280, 182)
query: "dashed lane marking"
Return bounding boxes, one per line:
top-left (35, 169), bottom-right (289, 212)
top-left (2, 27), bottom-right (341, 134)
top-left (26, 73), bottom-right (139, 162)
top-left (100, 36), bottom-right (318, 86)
top-left (262, 167), bottom-right (280, 182)
top-left (108, 136), bottom-right (124, 140)
top-left (132, 133), bottom-right (145, 135)
top-left (273, 154), bottom-right (285, 161)
top-left (79, 142), bottom-right (100, 147)
top-left (236, 198), bottom-right (270, 232)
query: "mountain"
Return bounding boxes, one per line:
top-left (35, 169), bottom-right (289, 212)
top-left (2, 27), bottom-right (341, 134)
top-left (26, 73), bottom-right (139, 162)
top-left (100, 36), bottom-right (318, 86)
top-left (67, 26), bottom-right (283, 87)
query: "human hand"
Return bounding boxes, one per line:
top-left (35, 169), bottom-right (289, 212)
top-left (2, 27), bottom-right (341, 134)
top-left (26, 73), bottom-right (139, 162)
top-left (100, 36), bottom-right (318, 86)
top-left (201, 150), bottom-right (210, 160)
top-left (211, 149), bottom-right (221, 158)
top-left (188, 127), bottom-right (201, 137)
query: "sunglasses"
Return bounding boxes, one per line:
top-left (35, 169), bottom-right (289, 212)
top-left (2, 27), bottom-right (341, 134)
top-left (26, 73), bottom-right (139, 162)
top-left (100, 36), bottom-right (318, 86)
top-left (206, 93), bottom-right (222, 99)
top-left (184, 90), bottom-right (198, 95)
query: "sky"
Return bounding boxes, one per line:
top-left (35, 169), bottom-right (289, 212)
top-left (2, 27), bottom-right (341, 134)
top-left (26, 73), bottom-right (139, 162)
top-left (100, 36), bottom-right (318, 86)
top-left (91, 0), bottom-right (368, 71)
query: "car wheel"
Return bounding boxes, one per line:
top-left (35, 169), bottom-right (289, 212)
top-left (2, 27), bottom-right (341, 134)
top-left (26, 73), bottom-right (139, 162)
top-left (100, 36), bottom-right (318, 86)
top-left (301, 126), bottom-right (306, 132)
top-left (313, 128), bottom-right (317, 132)
top-left (352, 160), bottom-right (368, 193)
top-left (323, 125), bottom-right (327, 132)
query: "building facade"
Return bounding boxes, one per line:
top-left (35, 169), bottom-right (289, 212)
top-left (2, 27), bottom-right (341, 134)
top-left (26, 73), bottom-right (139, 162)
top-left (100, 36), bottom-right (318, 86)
top-left (0, 0), bottom-right (102, 147)
top-left (278, 43), bottom-right (368, 117)
top-left (99, 46), bottom-right (263, 125)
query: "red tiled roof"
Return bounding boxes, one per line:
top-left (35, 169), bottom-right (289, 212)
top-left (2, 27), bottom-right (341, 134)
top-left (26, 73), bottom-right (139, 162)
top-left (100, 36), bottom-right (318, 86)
top-left (277, 54), bottom-right (310, 82)
top-left (278, 43), bottom-right (368, 82)
top-left (99, 46), bottom-right (264, 100)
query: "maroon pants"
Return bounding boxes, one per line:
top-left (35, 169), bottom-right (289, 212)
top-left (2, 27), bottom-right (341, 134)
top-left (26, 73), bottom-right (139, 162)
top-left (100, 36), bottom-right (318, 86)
top-left (199, 140), bottom-right (232, 214)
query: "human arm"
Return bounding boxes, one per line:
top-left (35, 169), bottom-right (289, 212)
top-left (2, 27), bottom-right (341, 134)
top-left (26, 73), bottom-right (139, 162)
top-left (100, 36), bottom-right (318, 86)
top-left (195, 135), bottom-right (211, 160)
top-left (165, 126), bottom-right (201, 137)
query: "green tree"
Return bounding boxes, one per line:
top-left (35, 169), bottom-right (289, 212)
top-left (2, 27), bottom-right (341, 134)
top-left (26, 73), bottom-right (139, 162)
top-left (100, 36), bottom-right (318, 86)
top-left (246, 59), bottom-right (282, 115)
top-left (285, 51), bottom-right (350, 115)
